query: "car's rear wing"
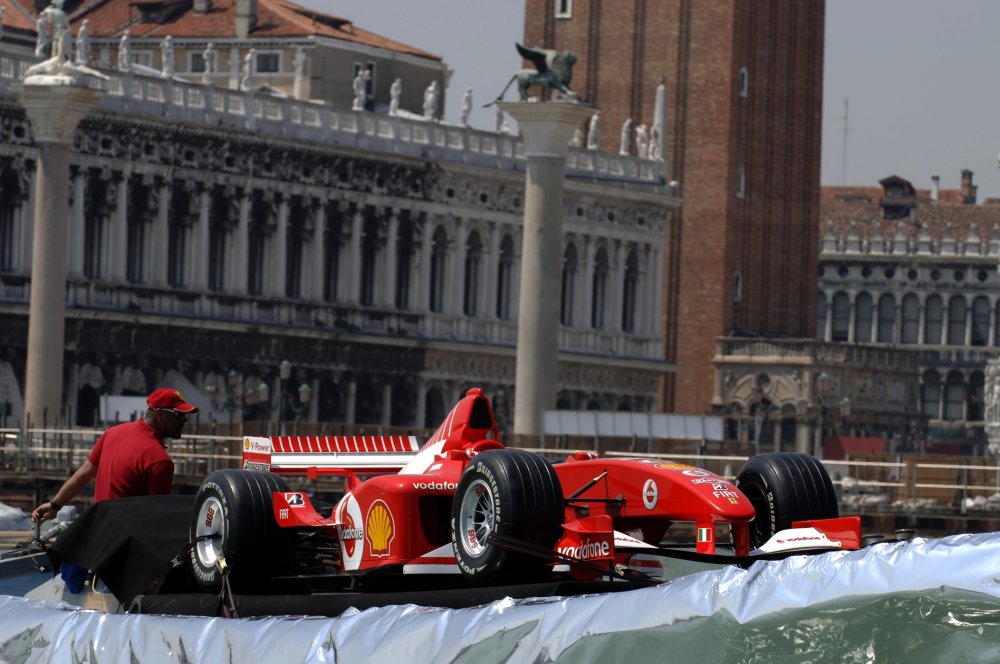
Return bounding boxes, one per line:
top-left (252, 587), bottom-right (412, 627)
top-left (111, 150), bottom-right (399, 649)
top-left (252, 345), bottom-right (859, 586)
top-left (241, 435), bottom-right (419, 476)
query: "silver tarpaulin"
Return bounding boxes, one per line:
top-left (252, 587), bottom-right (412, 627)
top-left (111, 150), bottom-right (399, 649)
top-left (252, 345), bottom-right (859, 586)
top-left (2, 533), bottom-right (1000, 663)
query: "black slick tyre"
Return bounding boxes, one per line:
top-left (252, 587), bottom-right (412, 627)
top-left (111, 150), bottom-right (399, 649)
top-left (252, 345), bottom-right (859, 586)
top-left (189, 469), bottom-right (292, 593)
top-left (451, 449), bottom-right (563, 585)
top-left (735, 452), bottom-right (839, 549)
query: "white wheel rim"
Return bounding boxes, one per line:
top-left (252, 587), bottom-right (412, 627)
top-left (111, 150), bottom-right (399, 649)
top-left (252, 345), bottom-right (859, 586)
top-left (458, 478), bottom-right (494, 557)
top-left (194, 495), bottom-right (225, 568)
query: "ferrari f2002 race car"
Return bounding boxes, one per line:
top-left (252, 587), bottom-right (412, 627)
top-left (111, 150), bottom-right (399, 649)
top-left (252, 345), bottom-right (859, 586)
top-left (189, 388), bottom-right (861, 593)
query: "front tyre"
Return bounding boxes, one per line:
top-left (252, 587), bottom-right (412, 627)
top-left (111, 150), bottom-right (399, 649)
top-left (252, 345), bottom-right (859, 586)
top-left (190, 469), bottom-right (292, 593)
top-left (451, 450), bottom-right (563, 585)
top-left (736, 452), bottom-right (838, 549)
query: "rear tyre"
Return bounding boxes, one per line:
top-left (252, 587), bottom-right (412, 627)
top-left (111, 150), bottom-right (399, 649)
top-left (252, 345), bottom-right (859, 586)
top-left (190, 469), bottom-right (293, 593)
top-left (451, 449), bottom-right (563, 585)
top-left (736, 452), bottom-right (838, 549)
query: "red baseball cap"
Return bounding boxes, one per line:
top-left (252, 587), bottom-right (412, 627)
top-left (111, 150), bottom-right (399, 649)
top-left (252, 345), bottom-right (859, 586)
top-left (147, 388), bottom-right (199, 414)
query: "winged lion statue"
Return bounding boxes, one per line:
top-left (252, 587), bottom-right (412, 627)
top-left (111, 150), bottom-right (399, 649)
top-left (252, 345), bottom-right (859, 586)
top-left (488, 43), bottom-right (580, 105)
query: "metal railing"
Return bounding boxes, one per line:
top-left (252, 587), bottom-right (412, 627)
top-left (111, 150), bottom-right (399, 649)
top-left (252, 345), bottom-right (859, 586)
top-left (4, 426), bottom-right (999, 515)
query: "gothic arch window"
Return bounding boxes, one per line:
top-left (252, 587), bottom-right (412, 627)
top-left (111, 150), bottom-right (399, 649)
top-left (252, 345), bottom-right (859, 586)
top-left (167, 182), bottom-right (191, 288)
top-left (463, 230), bottom-right (483, 316)
top-left (83, 169), bottom-right (110, 279)
top-left (0, 201), bottom-right (12, 272)
top-left (921, 370), bottom-right (941, 419)
top-left (854, 292), bottom-right (873, 343)
top-left (126, 176), bottom-right (152, 284)
top-left (395, 213), bottom-right (414, 310)
top-left (391, 383), bottom-right (414, 426)
top-left (355, 381), bottom-right (381, 425)
top-left (430, 226), bottom-right (449, 313)
top-left (924, 295), bottom-right (943, 345)
top-left (591, 246), bottom-right (609, 329)
top-left (286, 197), bottom-right (307, 298)
top-left (969, 371), bottom-right (985, 421)
top-left (901, 293), bottom-right (919, 343)
top-left (317, 378), bottom-right (346, 423)
top-left (947, 295), bottom-right (967, 345)
top-left (972, 296), bottom-right (990, 346)
top-left (207, 187), bottom-right (231, 292)
top-left (622, 249), bottom-right (639, 333)
top-left (995, 300), bottom-right (1000, 347)
top-left (424, 387), bottom-right (445, 429)
top-left (739, 67), bottom-right (749, 97)
top-left (877, 293), bottom-right (895, 343)
top-left (831, 291), bottom-right (850, 341)
top-left (360, 212), bottom-right (380, 306)
top-left (945, 370), bottom-right (965, 420)
top-left (496, 233), bottom-right (515, 320)
top-left (561, 243), bottom-right (578, 326)
top-left (0, 162), bottom-right (27, 272)
top-left (247, 191), bottom-right (273, 296)
top-left (736, 165), bottom-right (746, 198)
top-left (324, 204), bottom-right (344, 302)
top-left (816, 291), bottom-right (827, 340)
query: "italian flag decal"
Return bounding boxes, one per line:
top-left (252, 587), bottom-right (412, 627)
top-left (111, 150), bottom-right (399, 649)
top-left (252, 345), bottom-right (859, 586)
top-left (697, 527), bottom-right (713, 543)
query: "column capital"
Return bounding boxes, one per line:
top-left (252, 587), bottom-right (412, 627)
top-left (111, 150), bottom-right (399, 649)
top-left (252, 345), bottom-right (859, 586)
top-left (20, 83), bottom-right (103, 145)
top-left (498, 101), bottom-right (595, 159)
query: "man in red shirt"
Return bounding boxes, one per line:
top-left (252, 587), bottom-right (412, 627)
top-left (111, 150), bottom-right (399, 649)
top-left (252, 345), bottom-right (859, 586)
top-left (32, 387), bottom-right (199, 523)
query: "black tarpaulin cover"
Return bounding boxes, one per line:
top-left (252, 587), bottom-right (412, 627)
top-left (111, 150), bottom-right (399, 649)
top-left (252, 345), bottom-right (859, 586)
top-left (47, 495), bottom-right (199, 606)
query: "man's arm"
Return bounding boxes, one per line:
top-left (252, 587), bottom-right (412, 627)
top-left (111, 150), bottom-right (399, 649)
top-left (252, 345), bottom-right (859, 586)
top-left (31, 460), bottom-right (98, 523)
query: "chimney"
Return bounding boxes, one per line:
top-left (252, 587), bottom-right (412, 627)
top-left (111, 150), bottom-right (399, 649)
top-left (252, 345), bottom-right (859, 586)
top-left (961, 169), bottom-right (977, 204)
top-left (193, 0), bottom-right (211, 15)
top-left (235, 0), bottom-right (258, 38)
top-left (930, 175), bottom-right (939, 204)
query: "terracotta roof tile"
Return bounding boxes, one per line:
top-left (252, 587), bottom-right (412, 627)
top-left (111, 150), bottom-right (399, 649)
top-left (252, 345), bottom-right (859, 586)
top-left (821, 184), bottom-right (1000, 244)
top-left (2, 0), bottom-right (440, 61)
top-left (0, 0), bottom-right (41, 33)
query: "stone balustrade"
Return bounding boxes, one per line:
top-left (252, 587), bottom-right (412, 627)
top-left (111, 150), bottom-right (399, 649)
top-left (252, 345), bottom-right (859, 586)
top-left (0, 50), bottom-right (666, 190)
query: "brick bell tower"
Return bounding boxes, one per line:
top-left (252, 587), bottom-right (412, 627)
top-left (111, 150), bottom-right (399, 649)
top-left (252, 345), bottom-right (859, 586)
top-left (523, 0), bottom-right (825, 414)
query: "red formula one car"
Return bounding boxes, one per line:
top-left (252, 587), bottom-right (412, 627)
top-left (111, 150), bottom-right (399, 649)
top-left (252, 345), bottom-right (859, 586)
top-left (189, 388), bottom-right (861, 593)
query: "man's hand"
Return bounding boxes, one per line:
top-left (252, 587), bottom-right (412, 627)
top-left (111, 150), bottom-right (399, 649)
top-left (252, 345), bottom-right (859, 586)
top-left (31, 501), bottom-right (58, 524)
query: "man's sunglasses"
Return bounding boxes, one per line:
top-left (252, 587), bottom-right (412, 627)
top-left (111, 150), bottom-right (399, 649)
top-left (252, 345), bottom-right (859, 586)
top-left (158, 408), bottom-right (188, 420)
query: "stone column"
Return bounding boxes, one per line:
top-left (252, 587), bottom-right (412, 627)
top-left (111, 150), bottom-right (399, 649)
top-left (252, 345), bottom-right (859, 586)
top-left (192, 185), bottom-right (210, 289)
top-left (20, 82), bottom-right (103, 427)
top-left (381, 383), bottom-right (392, 426)
top-left (500, 101), bottom-right (594, 435)
top-left (67, 167), bottom-right (86, 279)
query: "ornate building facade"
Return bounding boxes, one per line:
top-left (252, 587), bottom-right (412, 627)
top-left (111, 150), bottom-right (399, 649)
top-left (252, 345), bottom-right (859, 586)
top-left (0, 17), bottom-right (675, 429)
top-left (713, 172), bottom-right (1000, 456)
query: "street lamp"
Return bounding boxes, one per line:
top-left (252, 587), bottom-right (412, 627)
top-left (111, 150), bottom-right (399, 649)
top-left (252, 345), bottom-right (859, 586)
top-left (278, 360), bottom-right (291, 434)
top-left (811, 372), bottom-right (852, 459)
top-left (294, 382), bottom-right (313, 429)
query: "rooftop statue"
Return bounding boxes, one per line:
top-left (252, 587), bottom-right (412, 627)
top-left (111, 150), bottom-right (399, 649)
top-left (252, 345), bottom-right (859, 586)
top-left (488, 43), bottom-right (579, 105)
top-left (23, 0), bottom-right (106, 82)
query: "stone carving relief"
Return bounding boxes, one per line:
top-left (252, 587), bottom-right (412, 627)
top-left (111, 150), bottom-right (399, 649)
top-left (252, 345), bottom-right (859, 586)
top-left (985, 359), bottom-right (1000, 455)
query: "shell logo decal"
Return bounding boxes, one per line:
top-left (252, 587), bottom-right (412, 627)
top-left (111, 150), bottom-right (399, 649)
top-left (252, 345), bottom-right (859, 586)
top-left (366, 500), bottom-right (395, 557)
top-left (655, 462), bottom-right (693, 471)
